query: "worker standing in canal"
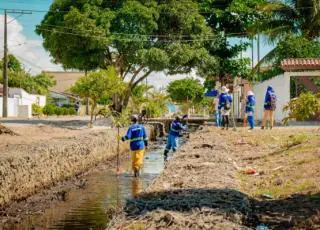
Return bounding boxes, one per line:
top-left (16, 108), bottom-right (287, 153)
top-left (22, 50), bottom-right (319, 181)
top-left (122, 115), bottom-right (148, 177)
top-left (164, 115), bottom-right (188, 161)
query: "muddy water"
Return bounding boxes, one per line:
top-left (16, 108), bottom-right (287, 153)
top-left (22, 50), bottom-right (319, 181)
top-left (9, 143), bottom-right (169, 230)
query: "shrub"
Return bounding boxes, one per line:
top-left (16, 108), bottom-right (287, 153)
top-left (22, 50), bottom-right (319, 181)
top-left (61, 107), bottom-right (69, 115)
top-left (283, 92), bottom-right (320, 124)
top-left (43, 104), bottom-right (56, 116)
top-left (55, 107), bottom-right (63, 116)
top-left (32, 104), bottom-right (42, 115)
top-left (68, 107), bottom-right (77, 115)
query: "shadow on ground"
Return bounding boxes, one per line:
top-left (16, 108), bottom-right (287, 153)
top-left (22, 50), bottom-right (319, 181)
top-left (124, 188), bottom-right (320, 229)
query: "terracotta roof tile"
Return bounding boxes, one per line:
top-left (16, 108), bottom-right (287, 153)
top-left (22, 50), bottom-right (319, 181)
top-left (281, 58), bottom-right (320, 71)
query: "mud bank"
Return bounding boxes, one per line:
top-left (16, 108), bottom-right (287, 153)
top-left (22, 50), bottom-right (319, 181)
top-left (0, 126), bottom-right (154, 207)
top-left (111, 126), bottom-right (320, 229)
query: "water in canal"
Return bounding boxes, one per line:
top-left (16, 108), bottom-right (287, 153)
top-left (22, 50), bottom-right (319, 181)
top-left (10, 143), bottom-right (168, 230)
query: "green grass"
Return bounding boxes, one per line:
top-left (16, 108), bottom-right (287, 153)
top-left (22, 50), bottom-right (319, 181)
top-left (127, 222), bottom-right (146, 230)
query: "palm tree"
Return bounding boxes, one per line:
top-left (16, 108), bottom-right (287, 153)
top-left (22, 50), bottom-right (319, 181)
top-left (252, 0), bottom-right (320, 71)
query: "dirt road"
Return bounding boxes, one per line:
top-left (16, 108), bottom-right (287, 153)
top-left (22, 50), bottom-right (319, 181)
top-left (111, 126), bottom-right (320, 229)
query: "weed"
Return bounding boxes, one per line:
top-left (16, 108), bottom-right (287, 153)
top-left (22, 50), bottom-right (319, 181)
top-left (127, 222), bottom-right (146, 230)
top-left (281, 134), bottom-right (309, 149)
top-left (296, 181), bottom-right (317, 192)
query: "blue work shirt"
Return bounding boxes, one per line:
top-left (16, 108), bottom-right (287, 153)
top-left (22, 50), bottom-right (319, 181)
top-left (245, 95), bottom-right (255, 113)
top-left (169, 120), bottom-right (187, 137)
top-left (123, 123), bottom-right (148, 151)
top-left (218, 93), bottom-right (233, 110)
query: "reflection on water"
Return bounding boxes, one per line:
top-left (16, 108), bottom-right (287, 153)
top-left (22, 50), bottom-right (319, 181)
top-left (9, 149), bottom-right (165, 230)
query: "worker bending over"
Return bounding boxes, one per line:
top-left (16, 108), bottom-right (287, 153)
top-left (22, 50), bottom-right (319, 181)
top-left (164, 115), bottom-right (187, 161)
top-left (122, 115), bottom-right (148, 177)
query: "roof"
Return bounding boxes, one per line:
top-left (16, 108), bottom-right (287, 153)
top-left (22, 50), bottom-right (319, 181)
top-left (43, 71), bottom-right (85, 93)
top-left (281, 58), bottom-right (320, 71)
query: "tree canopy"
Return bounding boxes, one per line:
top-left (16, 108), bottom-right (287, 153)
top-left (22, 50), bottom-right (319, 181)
top-left (251, 0), bottom-right (320, 78)
top-left (167, 78), bottom-right (204, 104)
top-left (70, 67), bottom-right (125, 123)
top-left (37, 0), bottom-right (265, 111)
top-left (0, 55), bottom-right (56, 95)
top-left (37, 0), bottom-right (221, 111)
top-left (260, 35), bottom-right (320, 81)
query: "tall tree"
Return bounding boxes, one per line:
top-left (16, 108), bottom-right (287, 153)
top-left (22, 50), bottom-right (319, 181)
top-left (167, 78), bottom-right (205, 104)
top-left (250, 0), bottom-right (320, 73)
top-left (0, 55), bottom-right (56, 95)
top-left (198, 0), bottom-right (264, 81)
top-left (70, 67), bottom-right (125, 125)
top-left (37, 0), bottom-right (218, 112)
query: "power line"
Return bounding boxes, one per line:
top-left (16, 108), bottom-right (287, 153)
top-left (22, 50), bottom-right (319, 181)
top-left (19, 21), bottom-right (248, 38)
top-left (0, 5), bottom-right (316, 15)
top-left (36, 28), bottom-right (230, 43)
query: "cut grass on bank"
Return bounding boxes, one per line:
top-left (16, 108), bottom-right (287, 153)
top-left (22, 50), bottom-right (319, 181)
top-left (238, 128), bottom-right (320, 199)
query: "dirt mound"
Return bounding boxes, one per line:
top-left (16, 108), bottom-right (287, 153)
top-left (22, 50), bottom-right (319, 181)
top-left (0, 125), bottom-right (18, 136)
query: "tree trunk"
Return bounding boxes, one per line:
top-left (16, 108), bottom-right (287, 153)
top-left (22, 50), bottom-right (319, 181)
top-left (89, 101), bottom-right (96, 128)
top-left (85, 70), bottom-right (89, 116)
top-left (112, 93), bottom-right (123, 114)
top-left (122, 89), bottom-right (132, 111)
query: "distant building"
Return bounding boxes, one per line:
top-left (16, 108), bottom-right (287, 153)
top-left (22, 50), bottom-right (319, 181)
top-left (0, 84), bottom-right (46, 118)
top-left (43, 71), bottom-right (84, 106)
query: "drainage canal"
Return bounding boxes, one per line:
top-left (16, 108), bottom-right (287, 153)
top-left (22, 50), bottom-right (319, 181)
top-left (8, 137), bottom-right (184, 230)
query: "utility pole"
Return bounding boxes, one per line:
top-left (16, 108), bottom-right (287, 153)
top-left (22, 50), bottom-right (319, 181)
top-left (2, 9), bottom-right (32, 117)
top-left (257, 34), bottom-right (260, 80)
top-left (2, 10), bottom-right (8, 117)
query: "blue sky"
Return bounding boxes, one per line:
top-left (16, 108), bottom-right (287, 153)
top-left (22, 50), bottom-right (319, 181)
top-left (0, 0), bottom-right (273, 86)
top-left (0, 0), bottom-right (52, 39)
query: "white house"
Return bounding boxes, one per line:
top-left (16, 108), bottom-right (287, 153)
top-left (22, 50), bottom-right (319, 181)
top-left (253, 74), bottom-right (290, 122)
top-left (253, 58), bottom-right (320, 122)
top-left (0, 85), bottom-right (46, 118)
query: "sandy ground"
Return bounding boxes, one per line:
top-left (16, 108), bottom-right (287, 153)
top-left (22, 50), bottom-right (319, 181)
top-left (0, 125), bottom-right (90, 153)
top-left (111, 126), bottom-right (320, 229)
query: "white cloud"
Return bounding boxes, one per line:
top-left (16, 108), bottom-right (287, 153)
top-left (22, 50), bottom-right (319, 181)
top-left (0, 14), bottom-right (63, 74)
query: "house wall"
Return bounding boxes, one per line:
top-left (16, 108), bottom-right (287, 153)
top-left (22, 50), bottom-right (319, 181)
top-left (252, 74), bottom-right (290, 122)
top-left (9, 88), bottom-right (46, 107)
top-left (0, 97), bottom-right (20, 117)
top-left (1, 88), bottom-right (46, 118)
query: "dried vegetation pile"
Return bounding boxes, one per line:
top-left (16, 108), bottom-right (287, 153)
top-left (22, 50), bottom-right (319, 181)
top-left (111, 126), bottom-right (320, 229)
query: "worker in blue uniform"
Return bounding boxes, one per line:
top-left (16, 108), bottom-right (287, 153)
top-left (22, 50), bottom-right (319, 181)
top-left (122, 115), bottom-right (148, 177)
top-left (218, 86), bottom-right (233, 130)
top-left (245, 91), bottom-right (256, 130)
top-left (261, 85), bottom-right (277, 130)
top-left (164, 115), bottom-right (187, 161)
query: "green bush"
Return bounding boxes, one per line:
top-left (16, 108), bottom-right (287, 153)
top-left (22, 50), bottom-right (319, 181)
top-left (32, 104), bottom-right (43, 115)
top-left (55, 107), bottom-right (63, 116)
top-left (61, 107), bottom-right (69, 115)
top-left (43, 104), bottom-right (56, 116)
top-left (68, 107), bottom-right (77, 115)
top-left (42, 104), bottom-right (77, 116)
top-left (283, 92), bottom-right (320, 124)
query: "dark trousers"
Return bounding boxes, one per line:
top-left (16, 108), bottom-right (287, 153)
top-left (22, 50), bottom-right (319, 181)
top-left (222, 115), bottom-right (229, 128)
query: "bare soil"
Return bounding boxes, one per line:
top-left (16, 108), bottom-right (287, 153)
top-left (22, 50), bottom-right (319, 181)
top-left (0, 125), bottom-right (90, 152)
top-left (111, 126), bottom-right (320, 229)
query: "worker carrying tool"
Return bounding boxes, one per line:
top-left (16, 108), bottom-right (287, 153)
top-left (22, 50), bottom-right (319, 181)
top-left (122, 115), bottom-right (148, 177)
top-left (164, 115), bottom-right (188, 161)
